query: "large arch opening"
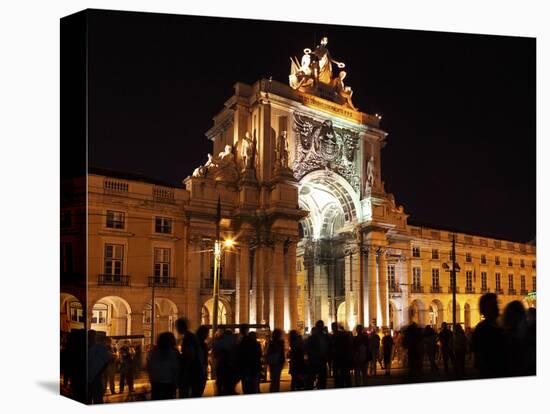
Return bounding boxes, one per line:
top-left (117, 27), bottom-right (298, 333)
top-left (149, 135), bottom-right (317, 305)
top-left (297, 170), bottom-right (361, 327)
top-left (91, 296), bottom-right (132, 336)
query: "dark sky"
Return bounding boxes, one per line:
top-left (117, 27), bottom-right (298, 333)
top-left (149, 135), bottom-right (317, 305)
top-left (87, 9), bottom-right (536, 243)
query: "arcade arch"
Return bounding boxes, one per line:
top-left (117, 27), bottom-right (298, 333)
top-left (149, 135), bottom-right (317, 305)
top-left (60, 293), bottom-right (84, 332)
top-left (201, 297), bottom-right (231, 326)
top-left (91, 296), bottom-right (132, 336)
top-left (143, 298), bottom-right (179, 344)
top-left (428, 299), bottom-right (444, 328)
top-left (408, 299), bottom-right (426, 326)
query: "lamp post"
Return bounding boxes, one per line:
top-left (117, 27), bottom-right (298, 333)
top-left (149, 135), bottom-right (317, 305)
top-left (443, 234), bottom-right (460, 352)
top-left (211, 196), bottom-right (235, 335)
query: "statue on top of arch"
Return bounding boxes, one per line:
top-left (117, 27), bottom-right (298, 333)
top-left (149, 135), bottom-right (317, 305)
top-left (289, 36), bottom-right (357, 110)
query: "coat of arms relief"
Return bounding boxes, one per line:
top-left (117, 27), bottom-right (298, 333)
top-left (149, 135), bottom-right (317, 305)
top-left (292, 113), bottom-right (360, 192)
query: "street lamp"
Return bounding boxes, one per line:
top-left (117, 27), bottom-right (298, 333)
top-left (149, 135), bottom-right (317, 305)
top-left (442, 234), bottom-right (461, 353)
top-left (211, 236), bottom-right (234, 335)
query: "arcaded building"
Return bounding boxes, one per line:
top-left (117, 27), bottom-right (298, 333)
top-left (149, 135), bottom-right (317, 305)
top-left (60, 40), bottom-right (536, 340)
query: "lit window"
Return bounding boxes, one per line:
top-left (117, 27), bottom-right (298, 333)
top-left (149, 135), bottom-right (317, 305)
top-left (92, 304), bottom-right (108, 325)
top-left (508, 274), bottom-right (514, 290)
top-left (495, 273), bottom-right (501, 292)
top-left (432, 268), bottom-right (440, 288)
top-left (413, 267), bottom-right (421, 288)
top-left (69, 302), bottom-right (84, 323)
top-left (154, 216), bottom-right (172, 234)
top-left (106, 210), bottom-right (125, 229)
top-left (104, 244), bottom-right (124, 276)
top-left (481, 272), bottom-right (487, 291)
top-left (466, 271), bottom-right (473, 291)
top-left (154, 247), bottom-right (171, 280)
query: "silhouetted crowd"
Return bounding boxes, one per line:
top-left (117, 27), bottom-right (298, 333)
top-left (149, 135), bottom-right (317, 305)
top-left (60, 293), bottom-right (536, 404)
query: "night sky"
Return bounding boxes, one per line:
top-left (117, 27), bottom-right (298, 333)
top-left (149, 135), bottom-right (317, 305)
top-left (87, 9), bottom-right (536, 243)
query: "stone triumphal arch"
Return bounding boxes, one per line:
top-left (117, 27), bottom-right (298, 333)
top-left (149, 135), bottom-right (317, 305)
top-left (185, 37), bottom-right (409, 332)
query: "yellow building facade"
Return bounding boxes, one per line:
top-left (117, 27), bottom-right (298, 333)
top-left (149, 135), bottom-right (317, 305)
top-left (60, 41), bottom-right (536, 339)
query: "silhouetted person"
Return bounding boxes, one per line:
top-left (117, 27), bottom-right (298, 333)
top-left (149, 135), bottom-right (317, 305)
top-left (194, 325), bottom-right (210, 397)
top-left (352, 325), bottom-right (369, 386)
top-left (119, 343), bottom-right (135, 394)
top-left (102, 337), bottom-right (117, 395)
top-left (212, 328), bottom-right (239, 395)
top-left (327, 322), bottom-right (338, 378)
top-left (403, 322), bottom-right (422, 379)
top-left (266, 328), bottom-right (285, 392)
top-left (368, 328), bottom-right (381, 376)
top-left (288, 330), bottom-right (306, 391)
top-left (423, 325), bottom-right (438, 372)
top-left (147, 332), bottom-right (179, 400)
top-left (471, 293), bottom-right (506, 378)
top-left (526, 308), bottom-right (536, 375)
top-left (502, 300), bottom-right (529, 376)
top-left (438, 322), bottom-right (453, 375)
top-left (87, 330), bottom-right (112, 404)
top-left (453, 324), bottom-right (467, 378)
top-left (176, 318), bottom-right (201, 398)
top-left (305, 320), bottom-right (329, 389)
top-left (382, 329), bottom-right (394, 376)
top-left (238, 325), bottom-right (262, 394)
top-left (333, 325), bottom-right (353, 387)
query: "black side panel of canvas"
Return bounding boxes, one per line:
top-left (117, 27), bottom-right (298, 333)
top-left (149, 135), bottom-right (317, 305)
top-left (60, 10), bottom-right (88, 405)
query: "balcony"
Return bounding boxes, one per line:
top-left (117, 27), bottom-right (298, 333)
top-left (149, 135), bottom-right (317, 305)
top-left (495, 287), bottom-right (504, 294)
top-left (520, 289), bottom-right (528, 295)
top-left (508, 288), bottom-right (517, 296)
top-left (98, 274), bottom-right (130, 286)
top-left (148, 277), bottom-right (177, 288)
top-left (410, 285), bottom-right (424, 294)
top-left (447, 286), bottom-right (460, 293)
top-left (430, 285), bottom-right (441, 293)
top-left (465, 287), bottom-right (476, 294)
top-left (480, 287), bottom-right (490, 294)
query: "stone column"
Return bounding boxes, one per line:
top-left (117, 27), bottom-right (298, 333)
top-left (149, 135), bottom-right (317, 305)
top-left (352, 248), bottom-right (363, 326)
top-left (265, 245), bottom-right (273, 328)
top-left (273, 240), bottom-right (285, 330)
top-left (288, 242), bottom-right (298, 331)
top-left (379, 252), bottom-right (389, 327)
top-left (367, 246), bottom-right (378, 327)
top-left (237, 242), bottom-right (250, 324)
top-left (253, 245), bottom-right (265, 324)
top-left (344, 250), bottom-right (352, 329)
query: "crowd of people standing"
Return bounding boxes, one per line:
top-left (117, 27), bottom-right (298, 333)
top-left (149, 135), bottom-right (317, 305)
top-left (61, 293), bottom-right (536, 404)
